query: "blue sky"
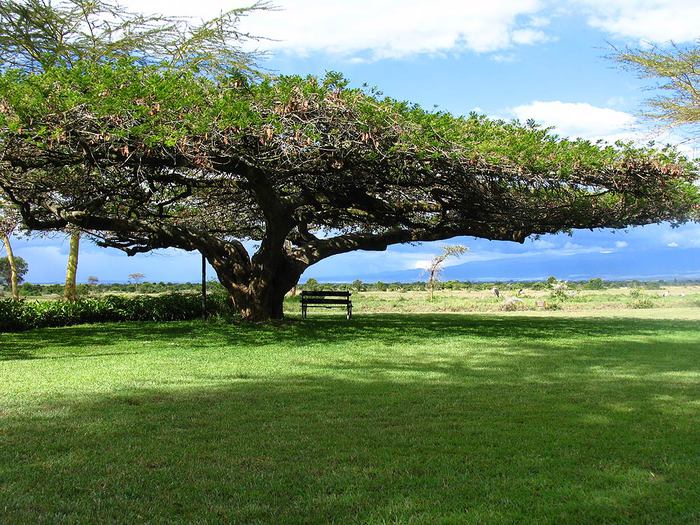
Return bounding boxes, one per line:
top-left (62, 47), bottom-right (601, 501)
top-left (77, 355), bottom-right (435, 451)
top-left (4, 0), bottom-right (700, 283)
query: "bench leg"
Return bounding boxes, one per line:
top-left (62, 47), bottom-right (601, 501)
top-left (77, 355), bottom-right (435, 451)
top-left (347, 305), bottom-right (352, 320)
top-left (302, 305), bottom-right (307, 319)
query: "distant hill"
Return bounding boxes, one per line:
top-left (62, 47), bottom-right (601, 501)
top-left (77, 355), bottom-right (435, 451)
top-left (311, 246), bottom-right (700, 283)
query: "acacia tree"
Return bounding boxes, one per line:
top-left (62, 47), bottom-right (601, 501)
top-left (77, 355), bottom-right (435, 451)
top-left (614, 43), bottom-right (699, 137)
top-left (128, 273), bottom-right (145, 285)
top-left (425, 245), bottom-right (466, 301)
top-left (0, 194), bottom-right (21, 300)
top-left (0, 0), bottom-right (261, 74)
top-left (613, 43), bottom-right (700, 258)
top-left (0, 3), bottom-right (699, 321)
top-left (0, 0), bottom-right (264, 304)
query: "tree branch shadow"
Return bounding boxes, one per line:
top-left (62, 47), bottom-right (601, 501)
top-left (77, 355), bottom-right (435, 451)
top-left (3, 314), bottom-right (698, 361)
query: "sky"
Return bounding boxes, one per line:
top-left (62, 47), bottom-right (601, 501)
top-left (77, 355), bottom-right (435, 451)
top-left (4, 0), bottom-right (700, 283)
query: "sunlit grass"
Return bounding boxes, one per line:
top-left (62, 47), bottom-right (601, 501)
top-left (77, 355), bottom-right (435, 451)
top-left (2, 312), bottom-right (699, 523)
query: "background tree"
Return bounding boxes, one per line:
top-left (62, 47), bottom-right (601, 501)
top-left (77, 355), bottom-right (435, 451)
top-left (0, 254), bottom-right (28, 288)
top-left (87, 275), bottom-right (99, 285)
top-left (585, 278), bottom-right (605, 290)
top-left (614, 43), bottom-right (700, 138)
top-left (0, 1), bottom-right (698, 321)
top-left (425, 245), bottom-right (467, 301)
top-left (613, 42), bottom-right (700, 256)
top-left (0, 0), bottom-right (263, 75)
top-left (128, 273), bottom-right (145, 285)
top-left (302, 278), bottom-right (319, 292)
top-left (352, 279), bottom-right (365, 292)
top-left (63, 229), bottom-right (80, 301)
top-left (0, 195), bottom-right (21, 300)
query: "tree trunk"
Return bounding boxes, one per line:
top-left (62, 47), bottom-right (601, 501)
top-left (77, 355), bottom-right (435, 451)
top-left (1, 233), bottom-right (19, 300)
top-left (236, 283), bottom-right (287, 321)
top-left (64, 231), bottom-right (80, 301)
top-left (428, 269), bottom-right (436, 301)
top-left (209, 251), bottom-right (304, 322)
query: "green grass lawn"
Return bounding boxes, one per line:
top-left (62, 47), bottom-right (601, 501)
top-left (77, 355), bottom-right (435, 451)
top-left (2, 313), bottom-right (699, 523)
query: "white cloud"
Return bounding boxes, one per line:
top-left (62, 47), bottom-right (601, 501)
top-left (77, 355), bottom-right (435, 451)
top-left (121, 0), bottom-right (550, 60)
top-left (118, 1), bottom-right (699, 62)
top-left (510, 101), bottom-right (637, 141)
top-left (530, 239), bottom-right (556, 249)
top-left (508, 100), bottom-right (694, 151)
top-left (574, 0), bottom-right (700, 44)
top-left (492, 53), bottom-right (517, 63)
top-left (406, 240), bottom-right (628, 270)
top-left (511, 28), bottom-right (550, 45)
top-left (662, 224), bottom-right (700, 248)
top-left (413, 259), bottom-right (433, 270)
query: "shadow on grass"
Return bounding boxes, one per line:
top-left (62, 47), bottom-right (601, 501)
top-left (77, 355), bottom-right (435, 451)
top-left (2, 313), bottom-right (699, 360)
top-left (1, 378), bottom-right (698, 523)
top-left (1, 316), bottom-right (699, 523)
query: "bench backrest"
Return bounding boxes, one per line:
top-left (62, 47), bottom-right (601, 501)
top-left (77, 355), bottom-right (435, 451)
top-left (301, 291), bottom-right (351, 298)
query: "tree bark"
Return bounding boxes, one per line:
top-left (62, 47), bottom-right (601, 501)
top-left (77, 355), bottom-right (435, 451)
top-left (64, 230), bottom-right (80, 301)
top-left (1, 233), bottom-right (19, 300)
top-left (236, 282), bottom-right (288, 321)
top-left (215, 274), bottom-right (293, 321)
top-left (208, 249), bottom-right (305, 322)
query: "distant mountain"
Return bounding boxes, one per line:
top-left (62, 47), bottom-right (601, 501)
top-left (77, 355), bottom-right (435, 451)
top-left (312, 246), bottom-right (700, 283)
top-left (27, 246), bottom-right (700, 285)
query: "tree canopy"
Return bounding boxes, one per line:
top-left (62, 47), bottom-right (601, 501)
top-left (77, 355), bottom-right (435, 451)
top-left (0, 254), bottom-right (28, 287)
top-left (0, 1), bottom-right (698, 320)
top-left (0, 0), bottom-right (263, 75)
top-left (0, 191), bottom-right (20, 237)
top-left (0, 190), bottom-right (22, 299)
top-left (615, 42), bottom-right (700, 136)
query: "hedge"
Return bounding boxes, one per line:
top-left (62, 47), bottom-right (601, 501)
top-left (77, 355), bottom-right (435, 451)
top-left (0, 293), bottom-right (233, 332)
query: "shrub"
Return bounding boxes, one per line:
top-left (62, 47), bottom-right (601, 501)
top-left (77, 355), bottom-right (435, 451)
top-left (549, 280), bottom-right (570, 301)
top-left (584, 278), bottom-right (605, 290)
top-left (0, 299), bottom-right (28, 331)
top-left (0, 293), bottom-right (233, 332)
top-left (627, 288), bottom-right (656, 308)
top-left (500, 297), bottom-right (526, 311)
top-left (628, 298), bottom-right (656, 309)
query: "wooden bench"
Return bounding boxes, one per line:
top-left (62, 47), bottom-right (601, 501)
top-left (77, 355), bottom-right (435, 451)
top-left (301, 291), bottom-right (352, 319)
